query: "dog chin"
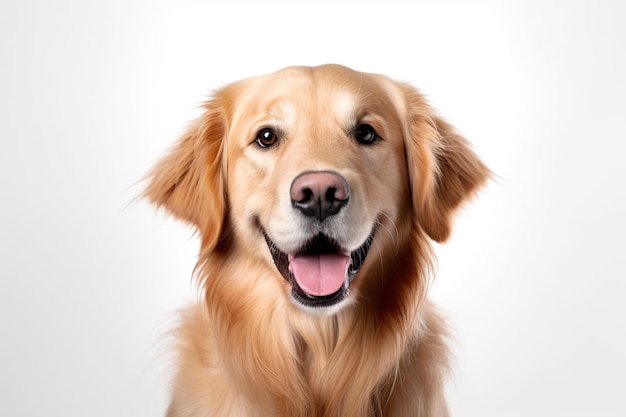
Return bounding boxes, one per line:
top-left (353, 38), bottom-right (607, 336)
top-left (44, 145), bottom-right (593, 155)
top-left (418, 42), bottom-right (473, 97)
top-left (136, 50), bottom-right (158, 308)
top-left (263, 222), bottom-right (378, 312)
top-left (290, 293), bottom-right (354, 316)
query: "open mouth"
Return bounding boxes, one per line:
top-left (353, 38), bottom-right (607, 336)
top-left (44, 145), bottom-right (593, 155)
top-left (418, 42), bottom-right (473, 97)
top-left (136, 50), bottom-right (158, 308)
top-left (263, 225), bottom-right (377, 308)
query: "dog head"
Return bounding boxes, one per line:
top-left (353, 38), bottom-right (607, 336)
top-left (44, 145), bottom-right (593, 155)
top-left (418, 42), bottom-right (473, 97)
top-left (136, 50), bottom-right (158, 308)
top-left (144, 64), bottom-right (488, 314)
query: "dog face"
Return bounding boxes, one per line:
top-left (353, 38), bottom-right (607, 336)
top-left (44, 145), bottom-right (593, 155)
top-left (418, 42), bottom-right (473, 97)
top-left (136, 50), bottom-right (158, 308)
top-left (224, 66), bottom-right (412, 312)
top-left (145, 64), bottom-right (488, 314)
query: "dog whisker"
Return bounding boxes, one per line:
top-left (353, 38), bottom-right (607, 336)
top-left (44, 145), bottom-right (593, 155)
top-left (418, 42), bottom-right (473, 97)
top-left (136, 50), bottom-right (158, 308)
top-left (377, 212), bottom-right (400, 254)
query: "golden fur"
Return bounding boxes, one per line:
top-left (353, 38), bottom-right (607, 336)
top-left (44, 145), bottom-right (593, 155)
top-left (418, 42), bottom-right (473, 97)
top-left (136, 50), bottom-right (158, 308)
top-left (144, 64), bottom-right (488, 417)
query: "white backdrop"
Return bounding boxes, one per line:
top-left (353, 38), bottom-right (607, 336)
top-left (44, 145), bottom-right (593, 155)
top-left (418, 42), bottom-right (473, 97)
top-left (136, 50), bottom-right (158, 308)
top-left (1, 1), bottom-right (625, 416)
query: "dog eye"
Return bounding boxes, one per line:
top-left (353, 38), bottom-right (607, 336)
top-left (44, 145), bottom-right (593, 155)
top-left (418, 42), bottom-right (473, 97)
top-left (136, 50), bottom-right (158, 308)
top-left (255, 128), bottom-right (278, 148)
top-left (355, 124), bottom-right (379, 145)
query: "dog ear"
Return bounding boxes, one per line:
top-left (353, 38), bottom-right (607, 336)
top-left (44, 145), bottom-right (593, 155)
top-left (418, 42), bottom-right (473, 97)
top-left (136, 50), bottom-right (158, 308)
top-left (143, 98), bottom-right (227, 250)
top-left (401, 84), bottom-right (489, 242)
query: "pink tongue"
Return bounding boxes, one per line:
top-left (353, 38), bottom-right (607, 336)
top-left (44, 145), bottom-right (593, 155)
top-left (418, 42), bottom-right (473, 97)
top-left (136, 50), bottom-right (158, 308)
top-left (288, 253), bottom-right (350, 296)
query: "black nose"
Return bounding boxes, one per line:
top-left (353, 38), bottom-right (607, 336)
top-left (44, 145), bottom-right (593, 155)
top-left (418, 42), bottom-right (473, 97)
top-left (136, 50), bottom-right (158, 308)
top-left (290, 171), bottom-right (350, 221)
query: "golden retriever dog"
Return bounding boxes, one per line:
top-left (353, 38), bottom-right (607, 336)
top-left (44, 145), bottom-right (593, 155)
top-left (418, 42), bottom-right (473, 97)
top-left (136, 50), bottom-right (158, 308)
top-left (144, 64), bottom-right (488, 417)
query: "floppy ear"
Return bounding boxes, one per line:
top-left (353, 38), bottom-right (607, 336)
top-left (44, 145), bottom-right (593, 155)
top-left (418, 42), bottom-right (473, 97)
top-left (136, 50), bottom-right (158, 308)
top-left (143, 98), bottom-right (227, 250)
top-left (401, 84), bottom-right (489, 242)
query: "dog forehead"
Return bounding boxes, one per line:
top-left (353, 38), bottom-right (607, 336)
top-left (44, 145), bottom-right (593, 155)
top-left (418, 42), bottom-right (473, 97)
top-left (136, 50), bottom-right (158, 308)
top-left (224, 66), bottom-right (408, 147)
top-left (266, 90), bottom-right (357, 126)
top-left (261, 70), bottom-right (359, 107)
top-left (228, 77), bottom-right (360, 130)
